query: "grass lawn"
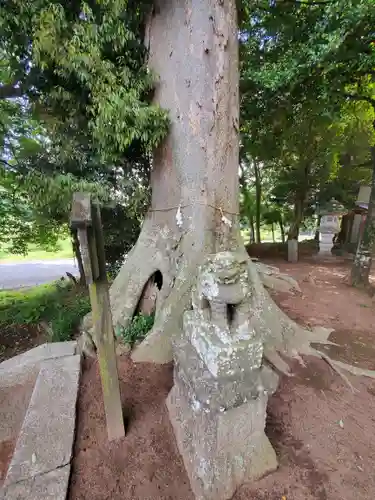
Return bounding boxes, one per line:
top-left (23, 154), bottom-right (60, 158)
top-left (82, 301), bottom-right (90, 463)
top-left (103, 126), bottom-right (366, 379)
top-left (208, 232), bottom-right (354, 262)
top-left (0, 237), bottom-right (74, 262)
top-left (0, 281), bottom-right (90, 349)
top-left (241, 228), bottom-right (283, 243)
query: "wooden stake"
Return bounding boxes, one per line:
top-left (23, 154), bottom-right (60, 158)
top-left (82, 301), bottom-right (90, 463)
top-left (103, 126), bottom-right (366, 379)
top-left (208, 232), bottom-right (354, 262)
top-left (71, 193), bottom-right (125, 441)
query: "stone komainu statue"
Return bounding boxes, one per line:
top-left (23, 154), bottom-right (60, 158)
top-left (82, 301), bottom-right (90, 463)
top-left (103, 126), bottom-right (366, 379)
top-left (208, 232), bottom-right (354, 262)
top-left (167, 250), bottom-right (279, 500)
top-left (190, 251), bottom-right (264, 378)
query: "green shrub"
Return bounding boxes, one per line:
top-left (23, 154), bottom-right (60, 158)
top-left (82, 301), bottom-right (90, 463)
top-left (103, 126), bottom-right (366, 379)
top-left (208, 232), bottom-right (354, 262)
top-left (0, 280), bottom-right (90, 342)
top-left (49, 290), bottom-right (91, 342)
top-left (115, 313), bottom-right (154, 346)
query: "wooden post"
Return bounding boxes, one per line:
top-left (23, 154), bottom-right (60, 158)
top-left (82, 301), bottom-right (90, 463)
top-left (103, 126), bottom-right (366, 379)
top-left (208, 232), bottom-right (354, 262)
top-left (70, 192), bottom-right (125, 441)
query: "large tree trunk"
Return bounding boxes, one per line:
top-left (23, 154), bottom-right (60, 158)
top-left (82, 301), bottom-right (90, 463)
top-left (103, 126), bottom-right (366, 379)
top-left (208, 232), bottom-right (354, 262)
top-left (351, 146), bottom-right (375, 287)
top-left (81, 0), bottom-right (361, 379)
top-left (279, 218), bottom-right (285, 243)
top-left (108, 0), bottom-right (240, 362)
top-left (254, 161), bottom-right (262, 243)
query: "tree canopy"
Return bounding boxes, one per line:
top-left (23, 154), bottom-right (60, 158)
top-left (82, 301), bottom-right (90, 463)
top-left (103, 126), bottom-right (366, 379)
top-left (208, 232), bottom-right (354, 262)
top-left (1, 0), bottom-right (375, 275)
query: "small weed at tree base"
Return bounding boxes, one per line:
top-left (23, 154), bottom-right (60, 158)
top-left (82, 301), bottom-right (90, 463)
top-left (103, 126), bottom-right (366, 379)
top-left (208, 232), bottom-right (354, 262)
top-left (115, 313), bottom-right (155, 346)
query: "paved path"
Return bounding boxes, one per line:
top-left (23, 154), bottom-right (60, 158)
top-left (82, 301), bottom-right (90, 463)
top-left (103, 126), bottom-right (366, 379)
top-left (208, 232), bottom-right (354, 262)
top-left (0, 259), bottom-right (78, 290)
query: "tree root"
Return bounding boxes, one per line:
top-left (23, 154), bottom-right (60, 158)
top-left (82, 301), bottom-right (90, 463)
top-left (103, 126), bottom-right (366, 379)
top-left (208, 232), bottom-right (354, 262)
top-left (254, 260), bottom-right (301, 294)
top-left (254, 278), bottom-right (375, 388)
top-left (262, 311), bottom-right (375, 390)
top-left (81, 241), bottom-right (375, 390)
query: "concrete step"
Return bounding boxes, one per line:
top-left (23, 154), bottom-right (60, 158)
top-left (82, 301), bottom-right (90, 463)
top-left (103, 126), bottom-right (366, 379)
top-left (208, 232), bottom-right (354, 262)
top-left (0, 342), bottom-right (77, 388)
top-left (2, 354), bottom-right (81, 499)
top-left (2, 465), bottom-right (70, 500)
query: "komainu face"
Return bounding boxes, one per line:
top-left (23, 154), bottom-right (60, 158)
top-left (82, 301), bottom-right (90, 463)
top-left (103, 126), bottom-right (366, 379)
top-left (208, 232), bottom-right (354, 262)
top-left (202, 251), bottom-right (248, 285)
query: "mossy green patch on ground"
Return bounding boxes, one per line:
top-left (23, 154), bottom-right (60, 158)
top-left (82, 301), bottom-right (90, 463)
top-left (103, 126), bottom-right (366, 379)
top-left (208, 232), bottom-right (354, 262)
top-left (0, 237), bottom-right (73, 262)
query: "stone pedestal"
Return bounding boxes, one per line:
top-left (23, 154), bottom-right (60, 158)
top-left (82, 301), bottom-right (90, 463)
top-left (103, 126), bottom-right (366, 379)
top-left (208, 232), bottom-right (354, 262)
top-left (318, 232), bottom-right (334, 255)
top-left (167, 329), bottom-right (278, 500)
top-left (166, 252), bottom-right (279, 500)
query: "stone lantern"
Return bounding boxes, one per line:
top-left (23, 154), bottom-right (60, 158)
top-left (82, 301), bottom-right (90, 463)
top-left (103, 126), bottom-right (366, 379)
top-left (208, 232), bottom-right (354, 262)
top-left (317, 199), bottom-right (344, 257)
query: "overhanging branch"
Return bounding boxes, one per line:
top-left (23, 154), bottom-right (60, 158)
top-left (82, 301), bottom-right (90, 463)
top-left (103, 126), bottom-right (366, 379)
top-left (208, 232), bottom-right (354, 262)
top-left (0, 83), bottom-right (24, 100)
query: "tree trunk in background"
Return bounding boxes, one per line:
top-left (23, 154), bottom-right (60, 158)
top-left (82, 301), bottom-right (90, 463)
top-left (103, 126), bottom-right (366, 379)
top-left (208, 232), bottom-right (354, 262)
top-left (271, 223), bottom-right (275, 242)
top-left (249, 214), bottom-right (255, 243)
top-left (288, 196), bottom-right (304, 241)
top-left (239, 167), bottom-right (255, 244)
top-left (71, 229), bottom-right (86, 285)
top-left (279, 219), bottom-right (285, 243)
top-left (254, 161), bottom-right (261, 243)
top-left (351, 146), bottom-right (375, 287)
top-left (287, 196), bottom-right (304, 262)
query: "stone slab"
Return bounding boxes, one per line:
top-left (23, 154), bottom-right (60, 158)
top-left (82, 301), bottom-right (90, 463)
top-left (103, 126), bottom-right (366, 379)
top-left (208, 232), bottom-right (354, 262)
top-left (0, 374), bottom-right (37, 443)
top-left (5, 355), bottom-right (81, 485)
top-left (1, 464), bottom-right (70, 500)
top-left (167, 378), bottom-right (277, 500)
top-left (0, 342), bottom-right (77, 388)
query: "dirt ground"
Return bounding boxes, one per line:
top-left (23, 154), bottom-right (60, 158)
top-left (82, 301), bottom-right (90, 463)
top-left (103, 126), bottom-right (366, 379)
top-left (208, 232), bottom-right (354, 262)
top-left (0, 324), bottom-right (46, 364)
top-left (69, 258), bottom-right (375, 500)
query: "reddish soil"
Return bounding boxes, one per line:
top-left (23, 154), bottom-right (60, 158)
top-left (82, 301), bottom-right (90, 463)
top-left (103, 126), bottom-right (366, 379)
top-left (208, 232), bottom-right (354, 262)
top-left (0, 324), bottom-right (46, 363)
top-left (69, 358), bottom-right (192, 500)
top-left (0, 378), bottom-right (36, 485)
top-left (69, 258), bottom-right (375, 500)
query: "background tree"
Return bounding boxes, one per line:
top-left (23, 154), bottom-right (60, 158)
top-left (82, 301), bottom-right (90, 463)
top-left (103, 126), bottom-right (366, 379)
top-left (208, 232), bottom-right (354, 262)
top-left (240, 0), bottom-right (375, 265)
top-left (0, 1), bottom-right (157, 277)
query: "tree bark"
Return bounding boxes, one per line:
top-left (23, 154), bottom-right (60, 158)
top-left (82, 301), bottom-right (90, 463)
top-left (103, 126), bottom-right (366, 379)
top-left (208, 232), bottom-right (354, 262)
top-left (288, 195), bottom-right (304, 241)
top-left (351, 146), bottom-right (375, 287)
top-left (287, 195), bottom-right (304, 262)
top-left (279, 219), bottom-right (285, 243)
top-left (249, 213), bottom-right (255, 244)
top-left (239, 168), bottom-right (255, 244)
top-left (254, 161), bottom-right (262, 243)
top-left (314, 219), bottom-right (320, 241)
top-left (106, 0), bottom-right (240, 362)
